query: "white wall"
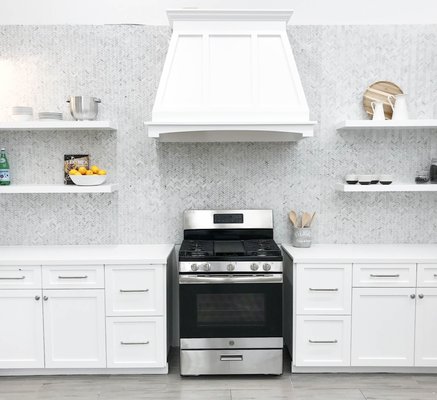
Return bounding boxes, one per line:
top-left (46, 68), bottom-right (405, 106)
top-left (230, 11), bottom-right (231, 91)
top-left (0, 0), bottom-right (435, 25)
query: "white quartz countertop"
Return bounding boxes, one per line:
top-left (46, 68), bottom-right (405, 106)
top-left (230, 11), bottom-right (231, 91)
top-left (0, 244), bottom-right (175, 266)
top-left (282, 244), bottom-right (437, 263)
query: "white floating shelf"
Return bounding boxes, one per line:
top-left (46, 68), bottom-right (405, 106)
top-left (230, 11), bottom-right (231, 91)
top-left (0, 184), bottom-right (118, 194)
top-left (0, 120), bottom-right (117, 131)
top-left (336, 119), bottom-right (437, 131)
top-left (335, 183), bottom-right (437, 193)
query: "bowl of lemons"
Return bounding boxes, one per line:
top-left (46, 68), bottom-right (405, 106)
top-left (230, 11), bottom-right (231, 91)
top-left (69, 165), bottom-right (107, 186)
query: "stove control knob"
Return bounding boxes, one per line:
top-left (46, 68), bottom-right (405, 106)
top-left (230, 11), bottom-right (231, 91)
top-left (250, 263), bottom-right (259, 271)
top-left (202, 263), bottom-right (211, 272)
top-left (263, 263), bottom-right (272, 271)
top-left (191, 264), bottom-right (199, 272)
top-left (227, 263), bottom-right (235, 272)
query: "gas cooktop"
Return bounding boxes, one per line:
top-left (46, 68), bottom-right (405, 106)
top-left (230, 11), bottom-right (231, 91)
top-left (179, 238), bottom-right (282, 261)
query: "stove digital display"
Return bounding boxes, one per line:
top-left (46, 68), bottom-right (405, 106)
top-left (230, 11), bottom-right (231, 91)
top-left (213, 213), bottom-right (244, 224)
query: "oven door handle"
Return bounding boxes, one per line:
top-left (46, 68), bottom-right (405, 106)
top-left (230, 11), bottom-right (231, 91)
top-left (179, 274), bottom-right (283, 284)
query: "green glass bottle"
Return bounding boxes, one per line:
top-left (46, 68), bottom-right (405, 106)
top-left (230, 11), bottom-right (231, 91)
top-left (0, 148), bottom-right (10, 185)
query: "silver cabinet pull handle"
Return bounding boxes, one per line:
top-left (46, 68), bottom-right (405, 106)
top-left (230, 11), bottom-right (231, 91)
top-left (0, 276), bottom-right (25, 280)
top-left (43, 296), bottom-right (48, 301)
top-left (119, 289), bottom-right (149, 293)
top-left (35, 295), bottom-right (40, 301)
top-left (434, 274), bottom-right (437, 278)
top-left (410, 294), bottom-right (416, 299)
top-left (58, 275), bottom-right (88, 279)
top-left (418, 294), bottom-right (424, 299)
top-left (220, 355), bottom-right (243, 361)
top-left (309, 339), bottom-right (338, 344)
top-left (120, 341), bottom-right (149, 345)
top-left (370, 274), bottom-right (400, 278)
top-left (309, 288), bottom-right (338, 292)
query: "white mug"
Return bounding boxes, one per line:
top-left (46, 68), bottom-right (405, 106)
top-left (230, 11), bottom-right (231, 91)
top-left (388, 94), bottom-right (409, 120)
top-left (371, 101), bottom-right (385, 121)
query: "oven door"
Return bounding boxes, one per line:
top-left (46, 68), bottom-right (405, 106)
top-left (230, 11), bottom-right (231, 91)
top-left (179, 274), bottom-right (282, 339)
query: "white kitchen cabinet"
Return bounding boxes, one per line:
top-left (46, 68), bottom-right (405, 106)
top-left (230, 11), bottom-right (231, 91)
top-left (415, 288), bottom-right (437, 366)
top-left (296, 264), bottom-right (352, 315)
top-left (0, 266), bottom-right (41, 289)
top-left (417, 264), bottom-right (437, 287)
top-left (106, 317), bottom-right (166, 368)
top-left (43, 289), bottom-right (106, 368)
top-left (0, 290), bottom-right (44, 368)
top-left (42, 265), bottom-right (104, 289)
top-left (351, 287), bottom-right (416, 366)
top-left (105, 265), bottom-right (165, 316)
top-left (295, 316), bottom-right (351, 367)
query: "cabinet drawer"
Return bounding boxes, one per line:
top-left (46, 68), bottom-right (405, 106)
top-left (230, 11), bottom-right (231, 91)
top-left (353, 264), bottom-right (416, 287)
top-left (42, 265), bottom-right (104, 289)
top-left (0, 266), bottom-right (41, 289)
top-left (417, 264), bottom-right (437, 287)
top-left (295, 316), bottom-right (351, 367)
top-left (105, 265), bottom-right (165, 316)
top-left (106, 316), bottom-right (166, 368)
top-left (296, 264), bottom-right (352, 315)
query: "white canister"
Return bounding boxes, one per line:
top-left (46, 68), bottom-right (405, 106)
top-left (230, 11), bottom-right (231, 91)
top-left (292, 227), bottom-right (312, 248)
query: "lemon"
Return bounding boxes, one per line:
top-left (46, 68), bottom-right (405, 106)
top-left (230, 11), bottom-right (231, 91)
top-left (78, 166), bottom-right (87, 175)
top-left (85, 170), bottom-right (94, 175)
top-left (69, 169), bottom-right (79, 175)
top-left (98, 169), bottom-right (107, 175)
top-left (90, 165), bottom-right (100, 174)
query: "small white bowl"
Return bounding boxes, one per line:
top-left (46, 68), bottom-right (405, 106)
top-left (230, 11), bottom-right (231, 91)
top-left (358, 175), bottom-right (372, 185)
top-left (345, 174), bottom-right (358, 184)
top-left (70, 174), bottom-right (107, 186)
top-left (379, 174), bottom-right (393, 185)
top-left (370, 175), bottom-right (379, 184)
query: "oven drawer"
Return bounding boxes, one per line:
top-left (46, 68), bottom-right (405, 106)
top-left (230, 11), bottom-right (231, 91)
top-left (105, 265), bottom-right (165, 316)
top-left (295, 315), bottom-right (351, 367)
top-left (296, 264), bottom-right (352, 315)
top-left (0, 266), bottom-right (41, 289)
top-left (42, 265), bottom-right (104, 289)
top-left (180, 349), bottom-right (283, 375)
top-left (353, 264), bottom-right (416, 287)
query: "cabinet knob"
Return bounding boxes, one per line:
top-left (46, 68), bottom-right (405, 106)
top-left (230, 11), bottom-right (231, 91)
top-left (410, 294), bottom-right (416, 299)
top-left (418, 294), bottom-right (424, 299)
top-left (35, 295), bottom-right (40, 301)
top-left (43, 296), bottom-right (48, 301)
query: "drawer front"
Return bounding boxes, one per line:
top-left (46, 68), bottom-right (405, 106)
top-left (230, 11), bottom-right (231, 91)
top-left (106, 316), bottom-right (166, 368)
top-left (0, 266), bottom-right (41, 289)
top-left (42, 265), bottom-right (104, 289)
top-left (417, 264), bottom-right (437, 287)
top-left (297, 264), bottom-right (352, 315)
top-left (353, 264), bottom-right (416, 287)
top-left (105, 265), bottom-right (165, 316)
top-left (295, 316), bottom-right (351, 367)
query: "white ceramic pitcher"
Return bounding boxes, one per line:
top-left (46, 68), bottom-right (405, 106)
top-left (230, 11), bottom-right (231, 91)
top-left (388, 94), bottom-right (409, 120)
top-left (371, 101), bottom-right (385, 121)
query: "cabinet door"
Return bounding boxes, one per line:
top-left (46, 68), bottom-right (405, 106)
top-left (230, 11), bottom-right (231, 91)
top-left (296, 264), bottom-right (352, 315)
top-left (0, 290), bottom-right (44, 368)
top-left (43, 289), bottom-right (106, 368)
top-left (351, 288), bottom-right (415, 366)
top-left (105, 265), bottom-right (165, 316)
top-left (415, 288), bottom-right (437, 366)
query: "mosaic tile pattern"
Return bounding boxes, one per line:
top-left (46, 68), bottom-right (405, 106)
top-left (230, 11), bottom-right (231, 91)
top-left (0, 25), bottom-right (436, 245)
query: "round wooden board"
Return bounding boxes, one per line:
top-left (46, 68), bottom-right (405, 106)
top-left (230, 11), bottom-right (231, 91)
top-left (363, 81), bottom-right (403, 120)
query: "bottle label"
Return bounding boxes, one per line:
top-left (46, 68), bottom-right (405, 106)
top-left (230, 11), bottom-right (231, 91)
top-left (0, 169), bottom-right (10, 182)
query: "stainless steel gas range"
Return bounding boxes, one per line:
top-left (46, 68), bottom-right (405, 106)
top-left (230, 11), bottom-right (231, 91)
top-left (178, 209), bottom-right (283, 376)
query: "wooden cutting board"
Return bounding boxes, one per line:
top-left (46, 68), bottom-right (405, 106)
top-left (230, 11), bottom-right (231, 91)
top-left (363, 81), bottom-right (403, 120)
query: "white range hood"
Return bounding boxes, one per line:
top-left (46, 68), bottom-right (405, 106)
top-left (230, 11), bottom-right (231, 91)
top-left (146, 9), bottom-right (316, 143)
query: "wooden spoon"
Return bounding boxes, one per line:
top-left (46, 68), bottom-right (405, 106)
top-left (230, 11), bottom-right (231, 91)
top-left (309, 212), bottom-right (316, 227)
top-left (301, 212), bottom-right (312, 228)
top-left (288, 210), bottom-right (298, 227)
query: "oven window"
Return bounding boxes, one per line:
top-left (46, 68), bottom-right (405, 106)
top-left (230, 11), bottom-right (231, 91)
top-left (197, 293), bottom-right (265, 327)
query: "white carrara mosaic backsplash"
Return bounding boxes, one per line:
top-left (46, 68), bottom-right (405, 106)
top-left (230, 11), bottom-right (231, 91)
top-left (0, 25), bottom-right (436, 245)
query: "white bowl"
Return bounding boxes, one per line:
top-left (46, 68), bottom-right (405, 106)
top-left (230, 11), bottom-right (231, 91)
top-left (70, 174), bottom-right (107, 186)
top-left (379, 174), bottom-right (393, 185)
top-left (345, 174), bottom-right (358, 184)
top-left (358, 174), bottom-right (372, 185)
top-left (11, 114), bottom-right (33, 121)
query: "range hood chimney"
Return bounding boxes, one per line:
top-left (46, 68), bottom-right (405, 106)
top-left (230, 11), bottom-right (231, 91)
top-left (146, 9), bottom-right (316, 142)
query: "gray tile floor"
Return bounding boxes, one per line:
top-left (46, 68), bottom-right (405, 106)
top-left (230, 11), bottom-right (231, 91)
top-left (0, 351), bottom-right (436, 400)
